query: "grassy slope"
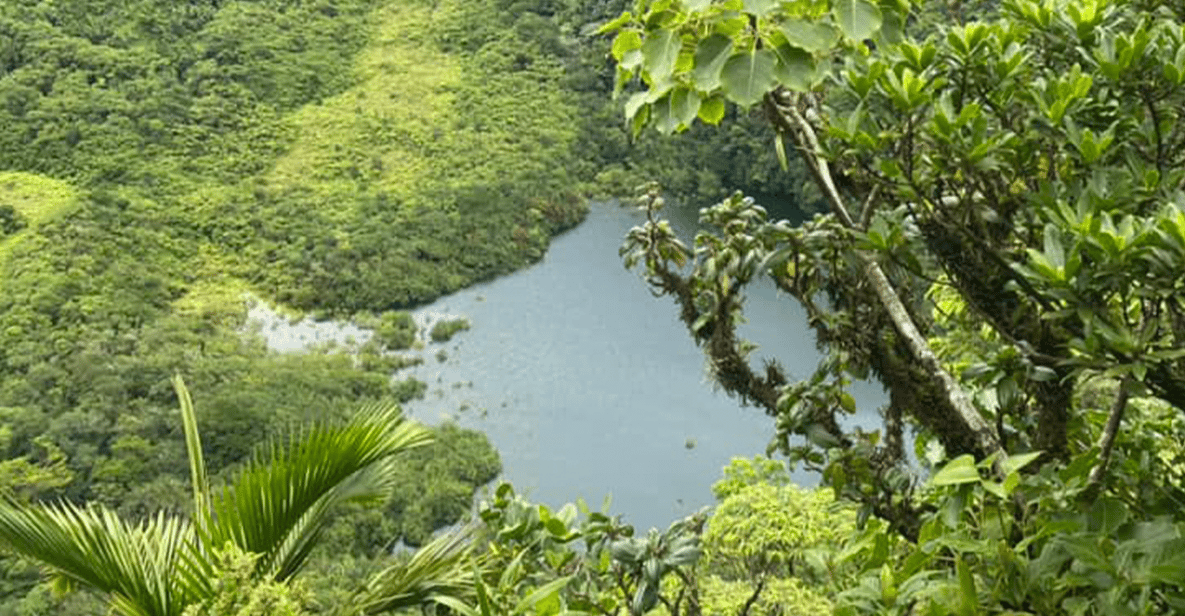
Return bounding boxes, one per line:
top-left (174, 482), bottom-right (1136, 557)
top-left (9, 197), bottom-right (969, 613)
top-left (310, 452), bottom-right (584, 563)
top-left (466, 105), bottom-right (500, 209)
top-left (0, 172), bottom-right (80, 276)
top-left (266, 2), bottom-right (461, 208)
top-left (215, 0), bottom-right (587, 313)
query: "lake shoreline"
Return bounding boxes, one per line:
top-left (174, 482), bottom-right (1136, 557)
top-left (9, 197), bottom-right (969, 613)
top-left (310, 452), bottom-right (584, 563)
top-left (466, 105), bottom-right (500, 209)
top-left (249, 201), bottom-right (887, 531)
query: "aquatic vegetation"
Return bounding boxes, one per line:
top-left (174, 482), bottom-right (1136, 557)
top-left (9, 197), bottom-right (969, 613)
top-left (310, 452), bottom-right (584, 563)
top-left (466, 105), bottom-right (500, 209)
top-left (429, 318), bottom-right (470, 343)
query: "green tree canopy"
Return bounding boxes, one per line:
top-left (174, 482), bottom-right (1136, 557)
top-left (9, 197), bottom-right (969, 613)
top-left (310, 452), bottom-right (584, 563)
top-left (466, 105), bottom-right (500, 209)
top-left (606, 0), bottom-right (1185, 612)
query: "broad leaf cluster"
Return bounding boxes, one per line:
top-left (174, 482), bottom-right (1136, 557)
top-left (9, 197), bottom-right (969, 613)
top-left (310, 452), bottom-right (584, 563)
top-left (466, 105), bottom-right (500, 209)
top-left (608, 0), bottom-right (1185, 613)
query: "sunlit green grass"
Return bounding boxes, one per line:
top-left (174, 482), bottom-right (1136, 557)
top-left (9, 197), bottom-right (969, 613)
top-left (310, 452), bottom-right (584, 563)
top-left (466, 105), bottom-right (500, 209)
top-left (266, 2), bottom-right (462, 213)
top-left (0, 171), bottom-right (80, 273)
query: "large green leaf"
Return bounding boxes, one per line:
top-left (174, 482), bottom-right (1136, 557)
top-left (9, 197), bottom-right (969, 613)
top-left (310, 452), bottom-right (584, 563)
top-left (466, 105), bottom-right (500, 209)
top-left (720, 49), bottom-right (777, 106)
top-left (1001, 451), bottom-right (1043, 475)
top-left (611, 30), bottom-right (642, 61)
top-left (743, 0), bottom-right (779, 17)
top-left (781, 21), bottom-right (840, 52)
top-left (0, 501), bottom-right (199, 616)
top-left (652, 93), bottom-right (678, 134)
top-left (642, 30), bottom-right (681, 81)
top-left (698, 96), bottom-right (726, 124)
top-left (596, 11), bottom-right (633, 34)
top-left (692, 34), bottom-right (733, 92)
top-left (879, 9), bottom-right (905, 44)
top-left (624, 91), bottom-right (649, 120)
top-left (832, 0), bottom-right (883, 41)
top-left (929, 455), bottom-right (980, 486)
top-left (512, 575), bottom-right (573, 614)
top-left (203, 402), bottom-right (433, 582)
top-left (1087, 497), bottom-right (1128, 535)
top-left (671, 87), bottom-right (702, 129)
top-left (956, 556), bottom-right (977, 616)
top-left (343, 527), bottom-right (478, 616)
top-left (173, 376), bottom-right (208, 538)
top-left (772, 42), bottom-right (818, 91)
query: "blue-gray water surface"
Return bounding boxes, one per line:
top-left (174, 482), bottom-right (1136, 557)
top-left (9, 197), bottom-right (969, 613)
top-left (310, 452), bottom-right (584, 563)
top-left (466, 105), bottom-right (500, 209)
top-left (252, 201), bottom-right (885, 531)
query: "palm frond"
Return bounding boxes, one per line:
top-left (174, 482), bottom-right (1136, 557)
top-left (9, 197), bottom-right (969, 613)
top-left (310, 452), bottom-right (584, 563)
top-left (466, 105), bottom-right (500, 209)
top-left (0, 499), bottom-right (199, 616)
top-left (203, 401), bottom-right (433, 581)
top-left (343, 525), bottom-right (480, 616)
top-left (172, 375), bottom-right (209, 535)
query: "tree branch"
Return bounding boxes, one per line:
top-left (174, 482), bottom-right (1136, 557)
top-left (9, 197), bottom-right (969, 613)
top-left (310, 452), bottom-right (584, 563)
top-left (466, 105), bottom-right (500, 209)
top-left (737, 578), bottom-right (765, 616)
top-left (859, 183), bottom-right (881, 229)
top-left (764, 89), bottom-right (1004, 463)
top-left (1087, 378), bottom-right (1132, 490)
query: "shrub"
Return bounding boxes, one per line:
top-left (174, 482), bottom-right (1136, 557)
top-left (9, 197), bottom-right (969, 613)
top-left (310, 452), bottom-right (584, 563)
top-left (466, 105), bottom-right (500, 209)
top-left (711, 455), bottom-right (793, 501)
top-left (372, 311), bottom-right (417, 350)
top-left (704, 482), bottom-right (855, 585)
top-left (696, 575), bottom-right (832, 616)
top-left (429, 317), bottom-right (470, 342)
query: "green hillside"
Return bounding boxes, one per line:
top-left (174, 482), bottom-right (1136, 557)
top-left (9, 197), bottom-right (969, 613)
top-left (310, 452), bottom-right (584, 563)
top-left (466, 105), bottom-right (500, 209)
top-left (0, 172), bottom-right (81, 276)
top-left (0, 0), bottom-right (593, 610)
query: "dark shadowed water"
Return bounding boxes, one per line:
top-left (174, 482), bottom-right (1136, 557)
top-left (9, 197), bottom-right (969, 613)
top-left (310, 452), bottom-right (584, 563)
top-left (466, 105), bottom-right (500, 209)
top-left (252, 201), bottom-right (885, 531)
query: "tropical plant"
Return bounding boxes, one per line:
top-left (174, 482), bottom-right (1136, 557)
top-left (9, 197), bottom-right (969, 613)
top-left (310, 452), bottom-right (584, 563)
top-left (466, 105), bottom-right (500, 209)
top-left (0, 376), bottom-right (477, 616)
top-left (704, 482), bottom-right (855, 585)
top-left (470, 483), bottom-right (707, 616)
top-left (709, 455), bottom-right (792, 500)
top-left (179, 543), bottom-right (311, 616)
top-left (604, 0), bottom-right (1185, 612)
top-left (686, 460), bottom-right (856, 616)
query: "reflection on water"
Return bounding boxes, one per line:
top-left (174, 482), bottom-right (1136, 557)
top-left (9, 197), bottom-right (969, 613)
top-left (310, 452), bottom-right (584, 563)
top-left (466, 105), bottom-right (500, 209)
top-left (250, 201), bottom-right (885, 531)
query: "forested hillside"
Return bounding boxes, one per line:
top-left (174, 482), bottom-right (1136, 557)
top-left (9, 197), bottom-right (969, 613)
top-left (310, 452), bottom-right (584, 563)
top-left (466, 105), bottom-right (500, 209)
top-left (0, 0), bottom-right (603, 611)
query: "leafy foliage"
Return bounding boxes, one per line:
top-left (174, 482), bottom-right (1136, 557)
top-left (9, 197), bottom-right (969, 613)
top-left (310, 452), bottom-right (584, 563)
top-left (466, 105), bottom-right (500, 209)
top-left (606, 0), bottom-right (1185, 613)
top-left (710, 455), bottom-right (792, 500)
top-left (470, 459), bottom-right (859, 616)
top-left (472, 483), bottom-right (708, 616)
top-left (430, 318), bottom-right (471, 343)
top-left (832, 451), bottom-right (1185, 615)
top-left (180, 544), bottom-right (311, 616)
top-left (0, 206), bottom-right (26, 238)
top-left (694, 575), bottom-right (832, 616)
top-left (704, 482), bottom-right (855, 584)
top-left (0, 379), bottom-right (484, 616)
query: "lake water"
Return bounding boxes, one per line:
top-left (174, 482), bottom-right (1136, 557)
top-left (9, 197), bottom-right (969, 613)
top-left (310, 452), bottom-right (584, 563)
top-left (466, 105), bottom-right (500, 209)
top-left (250, 200), bottom-right (885, 531)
